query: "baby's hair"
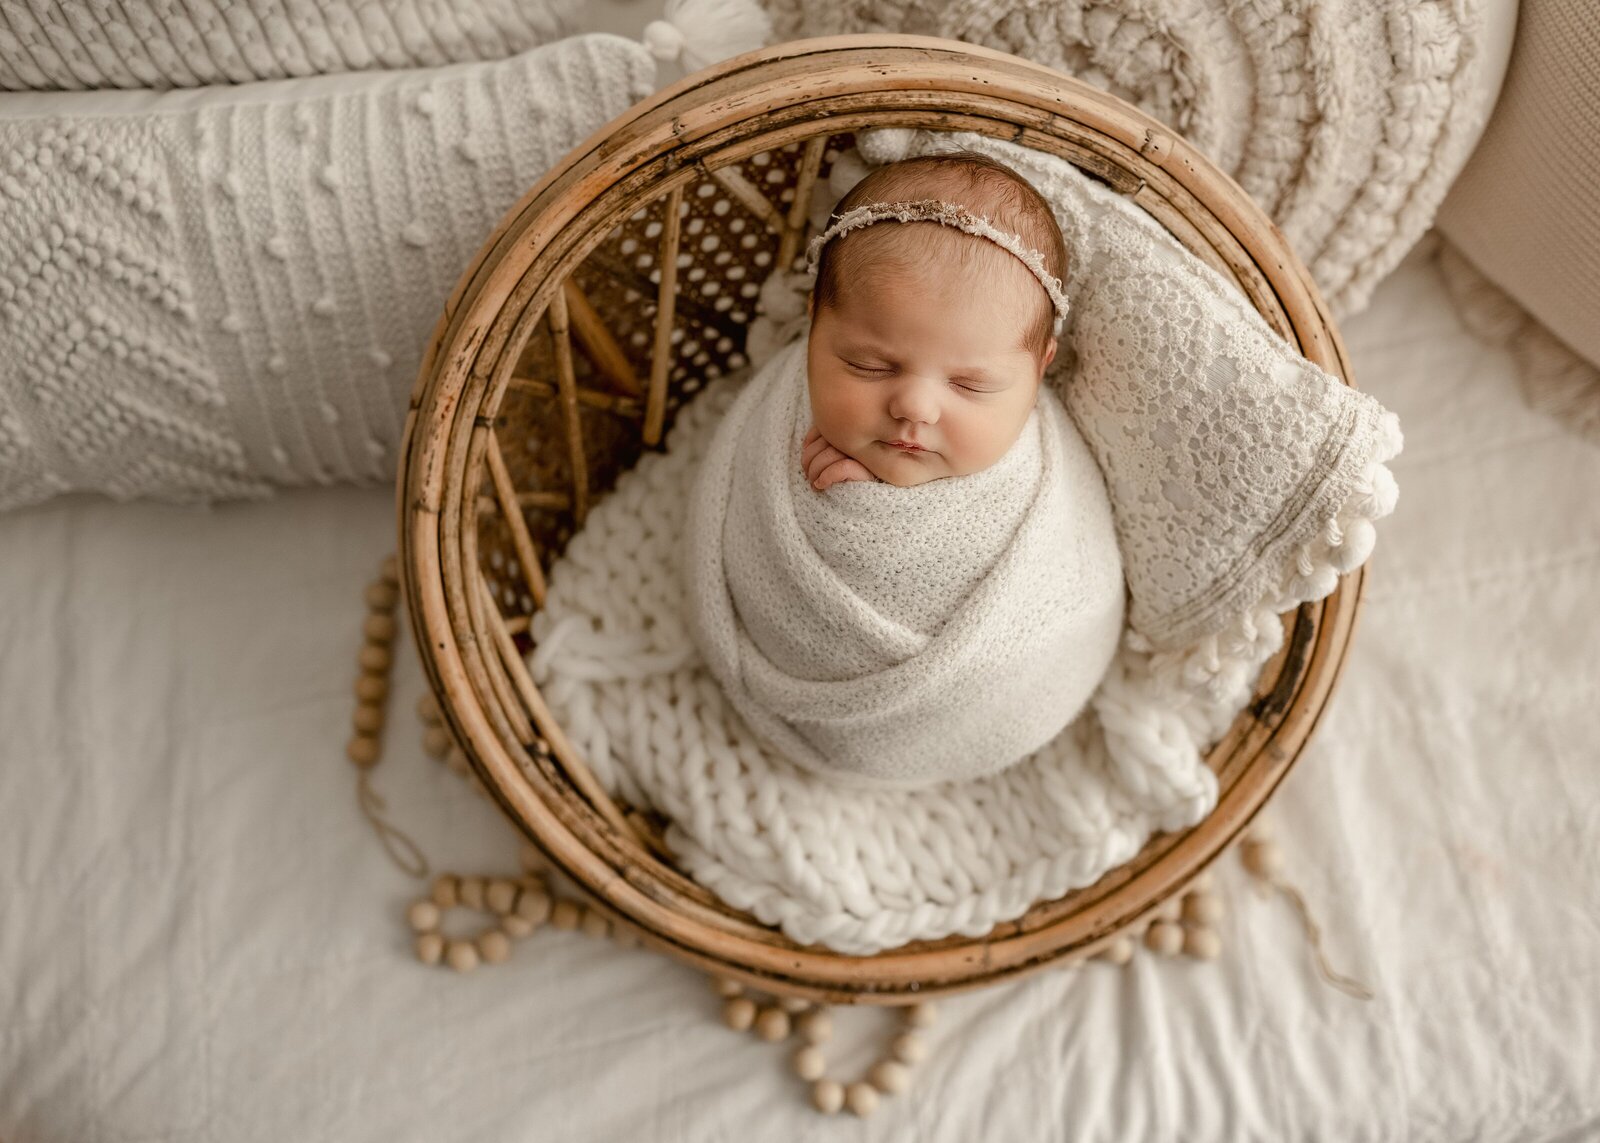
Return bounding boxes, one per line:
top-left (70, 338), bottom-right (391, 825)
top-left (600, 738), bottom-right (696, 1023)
top-left (810, 150), bottom-right (1069, 361)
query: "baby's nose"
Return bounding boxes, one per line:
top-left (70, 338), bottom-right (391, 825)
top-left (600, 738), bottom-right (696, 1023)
top-left (887, 378), bottom-right (940, 424)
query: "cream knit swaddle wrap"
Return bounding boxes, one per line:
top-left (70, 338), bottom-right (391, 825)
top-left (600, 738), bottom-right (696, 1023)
top-left (684, 338), bottom-right (1126, 788)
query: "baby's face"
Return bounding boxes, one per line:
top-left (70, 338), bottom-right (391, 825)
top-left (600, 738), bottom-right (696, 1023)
top-left (806, 264), bottom-right (1055, 487)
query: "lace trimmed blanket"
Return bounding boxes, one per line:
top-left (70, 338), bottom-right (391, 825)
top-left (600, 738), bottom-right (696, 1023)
top-left (523, 135), bottom-right (1403, 954)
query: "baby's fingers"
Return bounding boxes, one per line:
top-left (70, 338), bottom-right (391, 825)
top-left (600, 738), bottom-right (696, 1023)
top-left (805, 443), bottom-right (845, 486)
top-left (801, 431), bottom-right (830, 474)
top-left (813, 455), bottom-right (873, 491)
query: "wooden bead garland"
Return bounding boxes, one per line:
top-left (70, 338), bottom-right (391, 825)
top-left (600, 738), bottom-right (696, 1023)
top-left (1236, 823), bottom-right (1374, 1000)
top-left (708, 974), bottom-right (940, 1118)
top-left (347, 549), bottom-right (1369, 1118)
top-left (346, 554), bottom-right (428, 878)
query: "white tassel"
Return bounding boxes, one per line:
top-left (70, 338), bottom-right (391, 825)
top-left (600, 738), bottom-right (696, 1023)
top-left (857, 127), bottom-right (918, 164)
top-left (827, 148), bottom-right (871, 199)
top-left (1372, 411), bottom-right (1405, 464)
top-left (1327, 516), bottom-right (1376, 573)
top-left (642, 0), bottom-right (772, 75)
top-left (757, 267), bottom-right (811, 322)
top-left (1285, 564), bottom-right (1339, 604)
top-left (1347, 463), bottom-right (1399, 519)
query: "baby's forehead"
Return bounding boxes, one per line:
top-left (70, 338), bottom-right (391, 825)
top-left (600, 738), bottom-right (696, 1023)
top-left (835, 225), bottom-right (1042, 321)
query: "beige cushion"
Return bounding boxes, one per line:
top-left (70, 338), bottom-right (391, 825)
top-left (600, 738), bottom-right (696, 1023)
top-left (0, 34), bottom-right (657, 511)
top-left (0, 0), bottom-right (581, 90)
top-left (1437, 0), bottom-right (1600, 371)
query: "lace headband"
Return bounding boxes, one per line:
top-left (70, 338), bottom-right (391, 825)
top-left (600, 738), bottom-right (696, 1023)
top-left (804, 198), bottom-right (1070, 324)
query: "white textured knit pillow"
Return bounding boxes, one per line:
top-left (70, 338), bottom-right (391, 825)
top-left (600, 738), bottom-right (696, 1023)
top-left (0, 34), bottom-right (656, 511)
top-left (0, 0), bottom-right (580, 90)
top-left (759, 0), bottom-right (1499, 321)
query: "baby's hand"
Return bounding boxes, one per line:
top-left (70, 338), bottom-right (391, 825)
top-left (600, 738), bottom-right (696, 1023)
top-left (802, 425), bottom-right (877, 491)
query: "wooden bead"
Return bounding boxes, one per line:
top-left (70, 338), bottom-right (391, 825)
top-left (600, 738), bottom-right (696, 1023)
top-left (778, 996), bottom-right (812, 1013)
top-left (579, 909), bottom-right (611, 940)
top-left (416, 693), bottom-right (442, 724)
top-left (357, 644), bottom-right (391, 674)
top-left (445, 939), bottom-right (479, 973)
top-left (422, 725), bottom-right (452, 758)
top-left (500, 914), bottom-right (536, 939)
top-left (1145, 920), bottom-right (1184, 956)
top-left (518, 843), bottom-right (547, 873)
top-left (795, 1008), bottom-right (832, 1045)
top-left (353, 703), bottom-right (385, 734)
top-left (549, 899), bottom-right (581, 931)
top-left (811, 1079), bottom-right (844, 1115)
top-left (355, 674), bottom-right (388, 703)
top-left (721, 996), bottom-right (757, 1032)
top-left (516, 889), bottom-right (551, 926)
top-left (364, 581), bottom-right (398, 611)
top-left (713, 977), bottom-right (745, 998)
top-left (445, 747), bottom-right (470, 775)
top-left (477, 929), bottom-right (512, 964)
top-left (363, 613), bottom-right (397, 644)
top-left (1191, 869), bottom-right (1216, 894)
top-left (430, 874), bottom-right (459, 909)
top-left (1242, 838), bottom-right (1283, 880)
top-left (792, 1045), bottom-right (826, 1081)
top-left (1182, 890), bottom-right (1224, 927)
top-left (406, 900), bottom-right (441, 933)
top-left (753, 1006), bottom-right (791, 1042)
top-left (868, 1059), bottom-right (911, 1096)
top-left (889, 1031), bottom-right (926, 1065)
top-left (415, 932), bottom-right (444, 966)
top-left (1183, 926), bottom-right (1222, 961)
top-left (458, 876), bottom-right (485, 910)
top-left (380, 554), bottom-right (400, 586)
top-left (904, 1002), bottom-right (937, 1028)
top-left (468, 775), bottom-right (489, 799)
top-left (485, 878), bottom-right (518, 915)
top-left (611, 925), bottom-right (639, 949)
top-left (345, 735), bottom-right (380, 769)
top-left (1097, 935), bottom-right (1135, 966)
top-left (844, 1081), bottom-right (879, 1117)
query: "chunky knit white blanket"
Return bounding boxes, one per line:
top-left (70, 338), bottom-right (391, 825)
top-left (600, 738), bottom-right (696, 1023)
top-left (525, 136), bottom-right (1405, 954)
top-left (683, 338), bottom-right (1126, 788)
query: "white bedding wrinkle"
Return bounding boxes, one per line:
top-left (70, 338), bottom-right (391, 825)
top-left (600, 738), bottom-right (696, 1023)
top-left (5, 250), bottom-right (1599, 1140)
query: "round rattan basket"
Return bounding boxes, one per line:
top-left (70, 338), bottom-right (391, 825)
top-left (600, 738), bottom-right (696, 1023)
top-left (396, 34), bottom-right (1363, 1004)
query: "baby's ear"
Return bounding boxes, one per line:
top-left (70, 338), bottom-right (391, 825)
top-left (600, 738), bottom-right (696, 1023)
top-left (1040, 336), bottom-right (1058, 374)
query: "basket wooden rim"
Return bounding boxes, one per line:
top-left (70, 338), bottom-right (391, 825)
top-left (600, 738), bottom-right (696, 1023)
top-left (397, 34), bottom-right (1362, 1003)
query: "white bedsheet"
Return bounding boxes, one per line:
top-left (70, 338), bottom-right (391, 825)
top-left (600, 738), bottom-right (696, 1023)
top-left (2, 240), bottom-right (1597, 1142)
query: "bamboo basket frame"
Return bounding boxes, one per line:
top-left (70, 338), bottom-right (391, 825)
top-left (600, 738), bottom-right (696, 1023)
top-left (396, 34), bottom-right (1364, 1004)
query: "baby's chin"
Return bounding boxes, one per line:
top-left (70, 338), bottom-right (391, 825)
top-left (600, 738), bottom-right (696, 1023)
top-left (861, 443), bottom-right (947, 487)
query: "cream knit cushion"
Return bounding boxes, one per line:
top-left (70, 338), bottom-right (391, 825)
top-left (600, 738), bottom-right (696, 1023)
top-left (1435, 0), bottom-right (1600, 444)
top-left (759, 0), bottom-right (1498, 321)
top-left (0, 34), bottom-right (656, 511)
top-left (0, 0), bottom-right (581, 90)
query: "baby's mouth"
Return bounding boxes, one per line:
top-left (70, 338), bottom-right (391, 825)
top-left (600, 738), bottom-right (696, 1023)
top-left (884, 439), bottom-right (929, 453)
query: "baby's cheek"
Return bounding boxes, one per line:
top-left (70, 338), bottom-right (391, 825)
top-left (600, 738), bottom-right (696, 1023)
top-left (813, 387), bottom-right (868, 448)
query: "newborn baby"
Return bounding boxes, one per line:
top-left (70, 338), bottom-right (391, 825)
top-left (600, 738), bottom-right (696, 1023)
top-left (684, 150), bottom-right (1127, 788)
